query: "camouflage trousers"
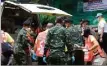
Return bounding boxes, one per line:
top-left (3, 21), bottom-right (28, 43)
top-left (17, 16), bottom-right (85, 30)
top-left (47, 51), bottom-right (73, 65)
top-left (14, 51), bottom-right (32, 65)
top-left (47, 56), bottom-right (66, 65)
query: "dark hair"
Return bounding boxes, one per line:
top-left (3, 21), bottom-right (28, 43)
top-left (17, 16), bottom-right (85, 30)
top-left (55, 16), bottom-right (64, 23)
top-left (64, 18), bottom-right (73, 24)
top-left (83, 28), bottom-right (91, 37)
top-left (80, 19), bottom-right (84, 22)
top-left (81, 19), bottom-right (90, 25)
top-left (23, 17), bottom-right (32, 26)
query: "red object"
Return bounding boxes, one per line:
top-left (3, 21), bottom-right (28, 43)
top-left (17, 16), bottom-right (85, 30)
top-left (46, 49), bottom-right (50, 57)
top-left (34, 31), bottom-right (47, 57)
top-left (24, 46), bottom-right (31, 55)
top-left (28, 36), bottom-right (35, 44)
top-left (35, 27), bottom-right (42, 35)
top-left (84, 35), bottom-right (105, 62)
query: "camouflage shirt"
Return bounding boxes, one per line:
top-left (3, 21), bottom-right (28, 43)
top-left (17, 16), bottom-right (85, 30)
top-left (45, 24), bottom-right (73, 57)
top-left (67, 25), bottom-right (83, 46)
top-left (15, 28), bottom-right (31, 53)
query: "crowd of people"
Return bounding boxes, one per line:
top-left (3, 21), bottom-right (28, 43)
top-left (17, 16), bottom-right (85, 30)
top-left (1, 13), bottom-right (107, 65)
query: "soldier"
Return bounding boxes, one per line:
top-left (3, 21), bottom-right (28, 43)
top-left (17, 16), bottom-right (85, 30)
top-left (64, 19), bottom-right (84, 65)
top-left (14, 18), bottom-right (32, 65)
top-left (64, 18), bottom-right (83, 46)
top-left (45, 16), bottom-right (73, 65)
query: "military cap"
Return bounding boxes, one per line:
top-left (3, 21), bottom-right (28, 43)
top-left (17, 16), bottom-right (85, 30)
top-left (23, 17), bottom-right (32, 25)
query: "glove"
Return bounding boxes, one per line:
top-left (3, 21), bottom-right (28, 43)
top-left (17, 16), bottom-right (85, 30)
top-left (32, 53), bottom-right (37, 61)
top-left (72, 56), bottom-right (75, 63)
top-left (31, 49), bottom-right (37, 61)
top-left (43, 56), bottom-right (47, 63)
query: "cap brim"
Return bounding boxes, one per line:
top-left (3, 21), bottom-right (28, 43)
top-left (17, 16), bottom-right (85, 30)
top-left (96, 16), bottom-right (99, 18)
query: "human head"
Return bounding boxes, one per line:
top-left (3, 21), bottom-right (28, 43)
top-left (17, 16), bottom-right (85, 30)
top-left (23, 22), bottom-right (30, 28)
top-left (23, 17), bottom-right (31, 28)
top-left (55, 16), bottom-right (64, 25)
top-left (46, 23), bottom-right (54, 29)
top-left (64, 18), bottom-right (72, 28)
top-left (80, 19), bottom-right (84, 27)
top-left (83, 27), bottom-right (91, 38)
top-left (30, 22), bottom-right (37, 31)
top-left (81, 19), bottom-right (89, 28)
top-left (96, 13), bottom-right (103, 21)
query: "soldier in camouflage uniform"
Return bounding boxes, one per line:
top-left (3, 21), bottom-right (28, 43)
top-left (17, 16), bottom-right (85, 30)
top-left (64, 19), bottom-right (83, 46)
top-left (64, 19), bottom-right (84, 65)
top-left (45, 16), bottom-right (73, 65)
top-left (14, 18), bottom-right (32, 65)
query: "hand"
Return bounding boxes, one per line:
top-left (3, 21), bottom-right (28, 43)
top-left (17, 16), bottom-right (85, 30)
top-left (81, 47), bottom-right (89, 52)
top-left (100, 38), bottom-right (103, 42)
top-left (26, 32), bottom-right (30, 36)
top-left (82, 48), bottom-right (88, 52)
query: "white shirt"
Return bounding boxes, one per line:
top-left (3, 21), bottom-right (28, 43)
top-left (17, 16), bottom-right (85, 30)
top-left (98, 18), bottom-right (106, 34)
top-left (104, 23), bottom-right (107, 33)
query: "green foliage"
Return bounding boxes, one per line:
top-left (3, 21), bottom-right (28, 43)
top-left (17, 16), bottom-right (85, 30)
top-left (39, 14), bottom-right (56, 26)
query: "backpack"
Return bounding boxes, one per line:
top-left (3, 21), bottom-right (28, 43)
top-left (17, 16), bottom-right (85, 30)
top-left (1, 42), bottom-right (13, 53)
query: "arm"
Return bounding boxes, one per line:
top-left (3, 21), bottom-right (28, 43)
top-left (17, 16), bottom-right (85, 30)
top-left (34, 39), bottom-right (37, 52)
top-left (99, 21), bottom-right (105, 42)
top-left (100, 27), bottom-right (104, 42)
top-left (22, 32), bottom-right (31, 48)
top-left (65, 29), bottom-right (73, 53)
top-left (44, 31), bottom-right (51, 57)
top-left (45, 31), bottom-right (51, 49)
top-left (88, 35), bottom-right (99, 51)
top-left (34, 34), bottom-right (40, 52)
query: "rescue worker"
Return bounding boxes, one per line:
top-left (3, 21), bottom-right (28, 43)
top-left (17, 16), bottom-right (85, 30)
top-left (64, 18), bottom-right (83, 46)
top-left (64, 18), bottom-right (84, 65)
top-left (82, 28), bottom-right (106, 65)
top-left (34, 23), bottom-right (54, 65)
top-left (45, 16), bottom-right (73, 65)
top-left (14, 17), bottom-right (32, 65)
top-left (27, 22), bottom-right (38, 47)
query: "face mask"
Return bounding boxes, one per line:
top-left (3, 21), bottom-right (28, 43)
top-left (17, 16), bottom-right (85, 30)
top-left (26, 28), bottom-right (31, 31)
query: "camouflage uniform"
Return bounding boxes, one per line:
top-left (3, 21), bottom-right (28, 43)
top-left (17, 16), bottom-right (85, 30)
top-left (14, 28), bottom-right (32, 65)
top-left (45, 24), bottom-right (73, 65)
top-left (67, 25), bottom-right (84, 65)
top-left (69, 25), bottom-right (96, 65)
top-left (67, 25), bottom-right (83, 46)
